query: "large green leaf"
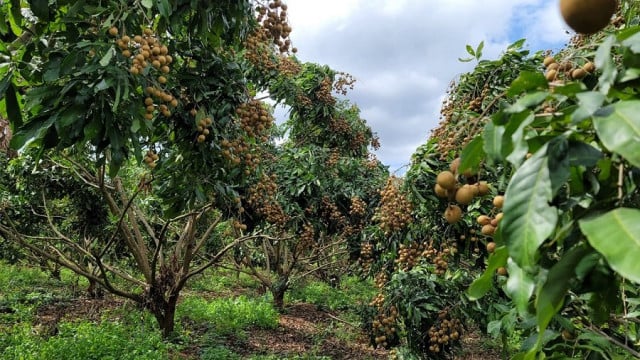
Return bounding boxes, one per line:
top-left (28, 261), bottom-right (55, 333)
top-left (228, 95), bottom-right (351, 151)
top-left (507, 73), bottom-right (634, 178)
top-left (459, 136), bottom-right (484, 175)
top-left (593, 101), bottom-right (640, 168)
top-left (579, 208), bottom-right (640, 284)
top-left (483, 121), bottom-right (504, 162)
top-left (507, 71), bottom-right (548, 97)
top-left (467, 246), bottom-right (508, 300)
top-left (502, 145), bottom-right (558, 269)
top-left (505, 258), bottom-right (535, 316)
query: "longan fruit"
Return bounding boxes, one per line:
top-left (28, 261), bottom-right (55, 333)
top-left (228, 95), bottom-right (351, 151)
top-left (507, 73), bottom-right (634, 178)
top-left (571, 68), bottom-right (587, 79)
top-left (486, 242), bottom-right (496, 253)
top-left (582, 61), bottom-right (595, 73)
top-left (545, 69), bottom-right (558, 81)
top-left (560, 0), bottom-right (617, 34)
top-left (543, 56), bottom-right (556, 67)
top-left (493, 195), bottom-right (504, 209)
top-left (477, 215), bottom-right (491, 226)
top-left (477, 181), bottom-right (490, 196)
top-left (450, 157), bottom-right (461, 174)
top-left (481, 224), bottom-right (496, 236)
top-left (108, 26), bottom-right (118, 36)
top-left (197, 134), bottom-right (206, 143)
top-left (454, 185), bottom-right (475, 205)
top-left (434, 184), bottom-right (448, 198)
top-left (158, 75), bottom-right (167, 84)
top-left (444, 204), bottom-right (462, 224)
top-left (436, 171), bottom-right (457, 191)
top-left (496, 267), bottom-right (508, 276)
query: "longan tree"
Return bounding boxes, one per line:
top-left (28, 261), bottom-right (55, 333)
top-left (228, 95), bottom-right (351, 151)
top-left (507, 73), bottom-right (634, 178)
top-left (230, 60), bottom-right (387, 310)
top-left (0, 0), bottom-right (328, 338)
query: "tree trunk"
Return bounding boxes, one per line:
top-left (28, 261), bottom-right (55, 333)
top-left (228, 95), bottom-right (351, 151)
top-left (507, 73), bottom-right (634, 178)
top-left (147, 288), bottom-right (180, 339)
top-left (271, 281), bottom-right (288, 312)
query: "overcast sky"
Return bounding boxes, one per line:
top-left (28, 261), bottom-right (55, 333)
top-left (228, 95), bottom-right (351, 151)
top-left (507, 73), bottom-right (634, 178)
top-left (279, 0), bottom-right (572, 172)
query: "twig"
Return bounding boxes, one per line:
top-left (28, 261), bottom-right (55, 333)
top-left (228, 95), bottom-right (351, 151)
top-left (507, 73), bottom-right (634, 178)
top-left (323, 311), bottom-right (359, 328)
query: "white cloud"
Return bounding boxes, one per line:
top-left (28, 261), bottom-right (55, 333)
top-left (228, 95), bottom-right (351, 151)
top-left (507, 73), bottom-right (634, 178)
top-left (282, 0), bottom-right (571, 171)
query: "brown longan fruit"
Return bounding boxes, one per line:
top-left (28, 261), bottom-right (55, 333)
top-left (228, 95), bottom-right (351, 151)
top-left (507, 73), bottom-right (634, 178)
top-left (158, 76), bottom-right (167, 84)
top-left (477, 181), bottom-right (490, 196)
top-left (197, 134), bottom-right (206, 143)
top-left (486, 242), bottom-right (496, 253)
top-left (496, 267), bottom-right (508, 276)
top-left (583, 61), bottom-right (596, 73)
top-left (543, 56), bottom-right (556, 67)
top-left (571, 68), bottom-right (587, 79)
top-left (477, 215), bottom-right (491, 226)
top-left (493, 195), bottom-right (504, 209)
top-left (108, 26), bottom-right (118, 36)
top-left (545, 69), bottom-right (558, 81)
top-left (560, 0), bottom-right (617, 34)
top-left (434, 184), bottom-right (448, 198)
top-left (444, 204), bottom-right (462, 224)
top-left (437, 171), bottom-right (457, 191)
top-left (454, 185), bottom-right (475, 205)
top-left (481, 224), bottom-right (496, 236)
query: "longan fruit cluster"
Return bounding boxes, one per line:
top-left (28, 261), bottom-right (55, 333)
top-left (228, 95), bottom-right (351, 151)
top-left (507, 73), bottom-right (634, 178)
top-left (329, 117), bottom-right (351, 135)
top-left (374, 271), bottom-right (389, 290)
top-left (359, 242), bottom-right (374, 273)
top-left (256, 1), bottom-right (296, 54)
top-left (143, 149), bottom-right (159, 169)
top-left (371, 305), bottom-right (398, 348)
top-left (321, 196), bottom-right (347, 229)
top-left (349, 196), bottom-right (366, 217)
top-left (195, 116), bottom-right (213, 143)
top-left (315, 77), bottom-right (335, 104)
top-left (109, 26), bottom-right (177, 120)
top-left (543, 56), bottom-right (595, 83)
top-left (236, 100), bottom-right (274, 141)
top-left (232, 219), bottom-right (248, 232)
top-left (426, 311), bottom-right (463, 355)
top-left (326, 149), bottom-right (340, 167)
top-left (333, 72), bottom-right (356, 96)
top-left (395, 242), bottom-right (427, 271)
top-left (244, 27), bottom-right (278, 72)
top-left (220, 137), bottom-right (262, 175)
top-left (435, 158), bottom-right (491, 224)
top-left (247, 174), bottom-right (289, 226)
top-left (295, 222), bottom-right (315, 252)
top-left (374, 177), bottom-right (413, 235)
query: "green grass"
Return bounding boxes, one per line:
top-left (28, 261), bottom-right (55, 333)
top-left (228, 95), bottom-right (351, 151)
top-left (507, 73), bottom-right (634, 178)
top-left (177, 295), bottom-right (279, 336)
top-left (287, 276), bottom-right (376, 311)
top-left (0, 312), bottom-right (169, 360)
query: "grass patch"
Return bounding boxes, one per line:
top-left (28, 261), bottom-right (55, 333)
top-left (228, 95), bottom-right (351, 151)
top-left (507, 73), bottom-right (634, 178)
top-left (0, 313), bottom-right (169, 360)
top-left (177, 295), bottom-right (279, 336)
top-left (287, 276), bottom-right (376, 311)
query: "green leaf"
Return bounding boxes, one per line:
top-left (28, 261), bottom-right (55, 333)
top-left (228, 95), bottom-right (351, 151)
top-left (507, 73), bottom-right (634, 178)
top-left (141, 0), bottom-right (153, 8)
top-left (546, 136), bottom-right (570, 195)
top-left (534, 245), bottom-right (590, 353)
top-left (595, 35), bottom-right (616, 94)
top-left (567, 141), bottom-right (602, 167)
top-left (459, 136), bottom-right (484, 174)
top-left (505, 258), bottom-right (535, 316)
top-left (593, 100), bottom-right (640, 168)
top-left (466, 44), bottom-right (475, 57)
top-left (157, 0), bottom-right (171, 18)
top-left (622, 31), bottom-right (640, 53)
top-left (475, 41), bottom-right (484, 60)
top-left (503, 110), bottom-right (535, 166)
top-left (467, 246), bottom-right (508, 300)
top-left (5, 82), bottom-right (22, 128)
top-left (580, 208), bottom-right (640, 284)
top-left (502, 145), bottom-right (557, 269)
top-left (507, 71), bottom-right (548, 97)
top-left (99, 47), bottom-right (115, 67)
top-left (28, 0), bottom-right (49, 21)
top-left (506, 91), bottom-right (548, 113)
top-left (483, 121), bottom-right (505, 162)
top-left (571, 91), bottom-right (605, 123)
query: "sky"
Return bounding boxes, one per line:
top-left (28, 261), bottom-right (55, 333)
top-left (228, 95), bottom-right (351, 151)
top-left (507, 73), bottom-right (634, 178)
top-left (277, 0), bottom-right (574, 173)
